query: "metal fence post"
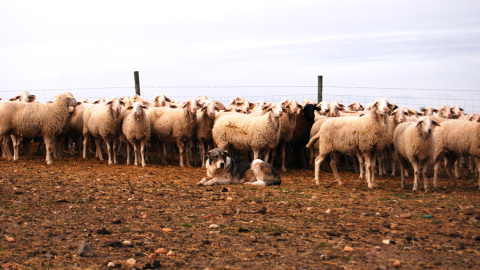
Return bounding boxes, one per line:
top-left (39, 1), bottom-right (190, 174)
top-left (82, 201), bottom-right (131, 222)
top-left (134, 71), bottom-right (141, 96)
top-left (317, 75), bottom-right (323, 102)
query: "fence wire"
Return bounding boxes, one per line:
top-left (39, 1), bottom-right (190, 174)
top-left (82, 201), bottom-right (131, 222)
top-left (1, 85), bottom-right (479, 113)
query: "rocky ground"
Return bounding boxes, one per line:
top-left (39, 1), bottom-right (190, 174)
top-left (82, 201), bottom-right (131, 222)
top-left (1, 153), bottom-right (480, 269)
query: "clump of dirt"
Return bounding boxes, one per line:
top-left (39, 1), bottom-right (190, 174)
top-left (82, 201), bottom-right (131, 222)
top-left (1, 154), bottom-right (479, 269)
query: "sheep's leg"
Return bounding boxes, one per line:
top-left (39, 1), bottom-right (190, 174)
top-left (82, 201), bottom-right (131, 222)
top-left (422, 164), bottom-right (429, 192)
top-left (370, 151), bottom-right (378, 187)
top-left (411, 162), bottom-right (420, 191)
top-left (44, 137), bottom-right (53, 165)
top-left (133, 141), bottom-right (139, 166)
top-left (82, 135), bottom-right (89, 159)
top-left (95, 139), bottom-right (104, 161)
top-left (126, 142), bottom-right (131, 165)
top-left (253, 149), bottom-right (261, 160)
top-left (330, 153), bottom-right (344, 186)
top-left (176, 139), bottom-right (185, 167)
top-left (103, 139), bottom-right (113, 165)
top-left (433, 159), bottom-right (441, 189)
top-left (363, 153), bottom-right (374, 189)
top-left (112, 138), bottom-right (118, 165)
top-left (263, 149), bottom-right (271, 163)
top-left (201, 141), bottom-right (207, 168)
top-left (445, 156), bottom-right (460, 187)
top-left (399, 161), bottom-right (406, 190)
top-left (140, 140), bottom-right (147, 167)
top-left (12, 135), bottom-right (22, 161)
top-left (391, 154), bottom-right (397, 177)
top-left (280, 142), bottom-right (287, 172)
top-left (474, 157), bottom-right (480, 190)
top-left (314, 153), bottom-right (328, 186)
top-left (356, 152), bottom-right (365, 181)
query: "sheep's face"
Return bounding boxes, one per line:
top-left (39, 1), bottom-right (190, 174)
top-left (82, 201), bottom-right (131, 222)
top-left (263, 103), bottom-right (283, 118)
top-left (372, 98), bottom-right (390, 116)
top-left (203, 101), bottom-right (216, 118)
top-left (183, 98), bottom-right (198, 115)
top-left (348, 101), bottom-right (363, 112)
top-left (154, 94), bottom-right (171, 107)
top-left (438, 105), bottom-right (452, 118)
top-left (392, 107), bottom-right (409, 124)
top-left (417, 117), bottom-right (440, 139)
top-left (450, 105), bottom-right (464, 119)
top-left (318, 101), bottom-right (329, 115)
top-left (326, 101), bottom-right (345, 117)
top-left (129, 102), bottom-right (146, 120)
top-left (281, 99), bottom-right (300, 115)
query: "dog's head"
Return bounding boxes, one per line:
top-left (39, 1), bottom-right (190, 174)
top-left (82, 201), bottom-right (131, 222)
top-left (206, 148), bottom-right (232, 170)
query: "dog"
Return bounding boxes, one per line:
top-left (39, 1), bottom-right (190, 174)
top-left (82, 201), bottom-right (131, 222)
top-left (197, 148), bottom-right (281, 186)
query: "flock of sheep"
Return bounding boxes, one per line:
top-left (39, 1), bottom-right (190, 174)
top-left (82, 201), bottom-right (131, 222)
top-left (0, 91), bottom-right (478, 191)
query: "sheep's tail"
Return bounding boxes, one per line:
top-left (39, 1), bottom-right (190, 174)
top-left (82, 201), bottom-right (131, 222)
top-left (306, 133), bottom-right (321, 149)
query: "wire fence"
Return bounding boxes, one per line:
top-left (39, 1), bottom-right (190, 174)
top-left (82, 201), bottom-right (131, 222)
top-left (1, 85), bottom-right (480, 113)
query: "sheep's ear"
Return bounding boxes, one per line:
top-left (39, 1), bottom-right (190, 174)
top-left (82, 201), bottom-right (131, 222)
top-left (9, 96), bottom-right (19, 101)
top-left (201, 106), bottom-right (207, 112)
top-left (388, 103), bottom-right (398, 111)
top-left (432, 120), bottom-right (440, 127)
top-left (433, 109), bottom-right (439, 113)
top-left (297, 103), bottom-right (304, 110)
top-left (416, 120), bottom-right (424, 127)
top-left (165, 97), bottom-right (171, 102)
top-left (77, 102), bottom-right (82, 106)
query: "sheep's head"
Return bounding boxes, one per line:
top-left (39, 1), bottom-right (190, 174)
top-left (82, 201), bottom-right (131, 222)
top-left (183, 98), bottom-right (198, 115)
top-left (153, 94), bottom-right (171, 107)
top-left (391, 106), bottom-right (409, 124)
top-left (200, 100), bottom-right (217, 119)
top-left (438, 105), bottom-right (452, 118)
top-left (281, 99), bottom-right (300, 115)
top-left (421, 106), bottom-right (438, 116)
top-left (347, 101), bottom-right (364, 112)
top-left (263, 102), bottom-right (283, 118)
top-left (106, 97), bottom-right (122, 120)
top-left (371, 98), bottom-right (391, 116)
top-left (416, 117), bottom-right (440, 140)
top-left (127, 102), bottom-right (147, 120)
top-left (450, 105), bottom-right (464, 119)
top-left (326, 100), bottom-right (345, 117)
top-left (317, 100), bottom-right (329, 115)
top-left (10, 91), bottom-right (36, 102)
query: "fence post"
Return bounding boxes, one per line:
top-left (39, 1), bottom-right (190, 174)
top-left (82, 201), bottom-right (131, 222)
top-left (317, 75), bottom-right (323, 102)
top-left (134, 71), bottom-right (141, 96)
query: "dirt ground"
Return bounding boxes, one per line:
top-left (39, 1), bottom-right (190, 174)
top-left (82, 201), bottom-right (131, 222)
top-left (1, 152), bottom-right (480, 270)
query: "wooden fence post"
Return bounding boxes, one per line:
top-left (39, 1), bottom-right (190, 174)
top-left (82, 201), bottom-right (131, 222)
top-left (317, 75), bottom-right (323, 102)
top-left (134, 71), bottom-right (141, 96)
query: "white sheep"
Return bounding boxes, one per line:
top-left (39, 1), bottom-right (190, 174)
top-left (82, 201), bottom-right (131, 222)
top-left (153, 94), bottom-right (172, 107)
top-left (386, 107), bottom-right (410, 176)
top-left (437, 105), bottom-right (452, 118)
top-left (433, 119), bottom-right (480, 190)
top-left (9, 91), bottom-right (36, 102)
top-left (150, 98), bottom-right (199, 167)
top-left (394, 117), bottom-right (439, 191)
top-left (122, 101), bottom-right (151, 167)
top-left (450, 105), bottom-right (465, 119)
top-left (421, 106), bottom-right (438, 116)
top-left (0, 93), bottom-right (78, 165)
top-left (310, 98), bottom-right (391, 188)
top-left (195, 100), bottom-right (220, 168)
top-left (82, 97), bottom-right (124, 165)
top-left (226, 96), bottom-right (251, 113)
top-left (212, 102), bottom-right (284, 162)
top-left (272, 98), bottom-right (299, 172)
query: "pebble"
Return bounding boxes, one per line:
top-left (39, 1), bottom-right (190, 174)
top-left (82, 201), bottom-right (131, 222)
top-left (107, 262), bottom-right (116, 268)
top-left (392, 259), bottom-right (402, 267)
top-left (5, 236), bottom-right (15, 242)
top-left (250, 235), bottom-right (258, 242)
top-left (148, 253), bottom-right (157, 260)
top-left (162, 228), bottom-right (173, 232)
top-left (122, 240), bottom-right (132, 246)
top-left (167, 250), bottom-right (176, 256)
top-left (77, 241), bottom-right (93, 257)
top-left (155, 248), bottom-right (168, 254)
top-left (390, 223), bottom-right (398, 229)
top-left (204, 214), bottom-right (213, 219)
top-left (343, 246), bottom-right (354, 252)
top-left (209, 224), bottom-right (219, 230)
top-left (325, 209), bottom-right (332, 214)
top-left (400, 213), bottom-right (412, 219)
top-left (126, 258), bottom-right (136, 267)
top-left (383, 239), bottom-right (392, 245)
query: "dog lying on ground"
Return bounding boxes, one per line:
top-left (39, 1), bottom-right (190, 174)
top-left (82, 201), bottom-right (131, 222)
top-left (197, 148), bottom-right (281, 186)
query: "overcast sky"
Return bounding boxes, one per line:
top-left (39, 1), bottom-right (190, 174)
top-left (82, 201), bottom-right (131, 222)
top-left (1, 1), bottom-right (479, 111)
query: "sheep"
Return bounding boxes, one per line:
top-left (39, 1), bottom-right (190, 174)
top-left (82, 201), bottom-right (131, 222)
top-left (212, 102), bottom-right (284, 162)
top-left (226, 96), bottom-right (251, 113)
top-left (0, 93), bottom-right (78, 165)
top-left (122, 101), bottom-right (151, 167)
top-left (346, 101), bottom-right (364, 112)
top-left (438, 105), bottom-right (452, 118)
top-left (82, 97), bottom-right (124, 165)
top-left (386, 107), bottom-right (410, 176)
top-left (421, 106), bottom-right (438, 116)
top-left (272, 98), bottom-right (299, 172)
top-left (150, 98), bottom-right (199, 167)
top-left (432, 119), bottom-right (480, 190)
top-left (450, 105), bottom-right (465, 119)
top-left (195, 100), bottom-right (221, 168)
top-left (394, 117), bottom-right (439, 191)
top-left (9, 91), bottom-right (36, 102)
top-left (310, 98), bottom-right (391, 188)
top-left (153, 94), bottom-right (171, 107)
top-left (290, 103), bottom-right (318, 168)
